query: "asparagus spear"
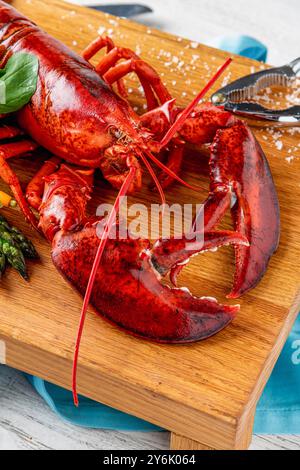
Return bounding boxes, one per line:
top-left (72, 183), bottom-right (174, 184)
top-left (0, 250), bottom-right (6, 277)
top-left (0, 215), bottom-right (39, 259)
top-left (0, 214), bottom-right (39, 279)
top-left (10, 226), bottom-right (39, 259)
top-left (0, 232), bottom-right (28, 280)
top-left (0, 215), bottom-right (10, 230)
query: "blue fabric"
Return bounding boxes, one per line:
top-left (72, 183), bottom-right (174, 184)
top-left (210, 35), bottom-right (268, 62)
top-left (254, 314), bottom-right (300, 434)
top-left (25, 374), bottom-right (161, 431)
top-left (25, 315), bottom-right (300, 434)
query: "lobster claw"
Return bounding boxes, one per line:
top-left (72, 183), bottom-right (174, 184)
top-left (177, 108), bottom-right (280, 299)
top-left (52, 225), bottom-right (248, 343)
top-left (209, 122), bottom-right (280, 298)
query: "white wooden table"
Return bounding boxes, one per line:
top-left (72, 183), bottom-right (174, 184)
top-left (0, 0), bottom-right (299, 451)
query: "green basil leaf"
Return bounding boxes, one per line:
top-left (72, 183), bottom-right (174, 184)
top-left (0, 52), bottom-right (39, 114)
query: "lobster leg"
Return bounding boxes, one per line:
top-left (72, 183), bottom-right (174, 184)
top-left (0, 154), bottom-right (38, 227)
top-left (103, 57), bottom-right (171, 110)
top-left (82, 35), bottom-right (115, 61)
top-left (104, 59), bottom-right (159, 110)
top-left (82, 36), bottom-right (127, 97)
top-left (1, 140), bottom-right (38, 160)
top-left (84, 38), bottom-right (172, 110)
top-left (0, 139), bottom-right (39, 228)
top-left (26, 156), bottom-right (61, 210)
top-left (0, 125), bottom-right (24, 140)
top-left (150, 140), bottom-right (185, 189)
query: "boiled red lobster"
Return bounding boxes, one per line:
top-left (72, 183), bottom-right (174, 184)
top-left (0, 1), bottom-right (280, 404)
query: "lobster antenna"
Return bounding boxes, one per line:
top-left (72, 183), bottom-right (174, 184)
top-left (72, 163), bottom-right (137, 406)
top-left (139, 152), bottom-right (166, 207)
top-left (143, 147), bottom-right (203, 192)
top-left (160, 57), bottom-right (233, 149)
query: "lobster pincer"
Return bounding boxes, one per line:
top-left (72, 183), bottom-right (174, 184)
top-left (34, 161), bottom-right (244, 344)
top-left (161, 103), bottom-right (280, 298)
top-left (52, 224), bottom-right (248, 343)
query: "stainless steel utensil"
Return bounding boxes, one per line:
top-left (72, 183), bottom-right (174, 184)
top-left (86, 3), bottom-right (152, 18)
top-left (211, 58), bottom-right (300, 126)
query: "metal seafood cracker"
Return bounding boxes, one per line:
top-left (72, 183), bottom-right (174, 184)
top-left (211, 57), bottom-right (300, 126)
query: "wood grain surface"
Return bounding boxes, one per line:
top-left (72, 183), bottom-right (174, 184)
top-left (0, 0), bottom-right (299, 449)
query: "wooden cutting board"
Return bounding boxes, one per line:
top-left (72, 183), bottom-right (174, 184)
top-left (0, 0), bottom-right (299, 450)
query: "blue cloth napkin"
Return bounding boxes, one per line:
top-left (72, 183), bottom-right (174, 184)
top-left (25, 37), bottom-right (299, 435)
top-left (210, 35), bottom-right (268, 62)
top-left (25, 374), bottom-right (161, 431)
top-left (254, 314), bottom-right (300, 434)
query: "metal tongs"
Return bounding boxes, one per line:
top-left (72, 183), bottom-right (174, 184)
top-left (211, 57), bottom-right (300, 126)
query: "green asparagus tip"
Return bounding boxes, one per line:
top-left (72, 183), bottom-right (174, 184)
top-left (0, 212), bottom-right (38, 280)
top-left (12, 258), bottom-right (28, 281)
top-left (0, 251), bottom-right (6, 276)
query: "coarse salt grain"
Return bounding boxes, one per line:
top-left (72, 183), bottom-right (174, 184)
top-left (221, 73), bottom-right (232, 87)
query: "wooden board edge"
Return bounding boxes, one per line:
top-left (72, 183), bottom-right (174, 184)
top-left (2, 332), bottom-right (244, 448)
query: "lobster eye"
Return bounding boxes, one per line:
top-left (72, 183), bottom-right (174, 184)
top-left (108, 126), bottom-right (124, 140)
